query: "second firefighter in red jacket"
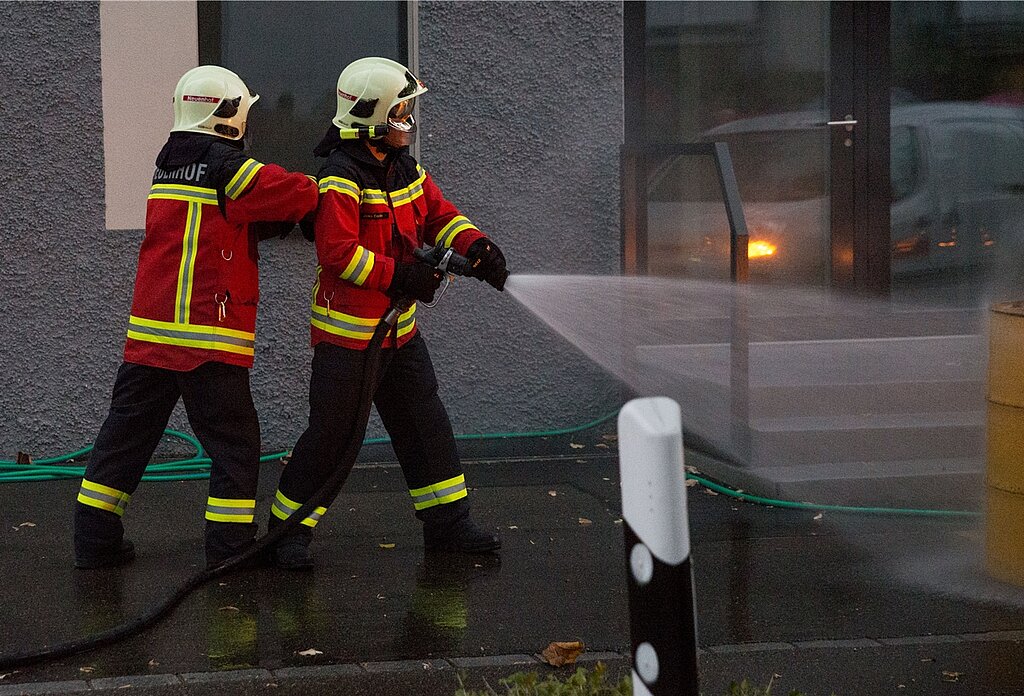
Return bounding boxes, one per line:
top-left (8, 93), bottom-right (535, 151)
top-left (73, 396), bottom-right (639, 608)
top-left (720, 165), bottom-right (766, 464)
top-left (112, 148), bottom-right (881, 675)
top-left (73, 65), bottom-right (319, 570)
top-left (269, 57), bottom-right (508, 569)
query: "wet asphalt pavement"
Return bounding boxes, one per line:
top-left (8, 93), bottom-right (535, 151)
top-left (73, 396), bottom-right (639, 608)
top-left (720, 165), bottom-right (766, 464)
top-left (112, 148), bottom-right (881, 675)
top-left (2, 441), bottom-right (1024, 695)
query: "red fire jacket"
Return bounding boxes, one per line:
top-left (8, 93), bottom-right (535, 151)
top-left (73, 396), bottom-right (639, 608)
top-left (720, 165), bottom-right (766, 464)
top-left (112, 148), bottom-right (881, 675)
top-left (124, 138), bottom-right (318, 371)
top-left (310, 141), bottom-right (485, 350)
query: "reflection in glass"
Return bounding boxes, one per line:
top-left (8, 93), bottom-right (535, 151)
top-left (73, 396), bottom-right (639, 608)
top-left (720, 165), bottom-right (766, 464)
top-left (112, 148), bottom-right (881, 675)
top-left (892, 2), bottom-right (1024, 305)
top-left (644, 2), bottom-right (830, 284)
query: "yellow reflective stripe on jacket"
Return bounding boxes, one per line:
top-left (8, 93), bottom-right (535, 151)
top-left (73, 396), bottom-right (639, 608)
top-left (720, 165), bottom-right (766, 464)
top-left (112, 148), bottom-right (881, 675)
top-left (319, 176), bottom-right (360, 202)
top-left (340, 246), bottom-right (376, 286)
top-left (396, 308), bottom-right (417, 338)
top-left (311, 303), bottom-right (416, 340)
top-left (270, 489), bottom-right (327, 528)
top-left (408, 474), bottom-right (468, 511)
top-left (361, 188), bottom-right (388, 205)
top-left (225, 158), bottom-right (264, 199)
top-left (148, 183), bottom-right (218, 205)
top-left (77, 479), bottom-right (131, 517)
top-left (434, 216), bottom-right (475, 249)
top-left (175, 202), bottom-right (202, 324)
top-left (388, 169), bottom-right (426, 207)
top-left (127, 315), bottom-right (255, 357)
top-left (205, 497), bottom-right (256, 523)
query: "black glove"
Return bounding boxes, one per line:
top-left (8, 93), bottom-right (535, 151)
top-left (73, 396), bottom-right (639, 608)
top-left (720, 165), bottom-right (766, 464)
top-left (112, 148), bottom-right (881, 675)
top-left (386, 261), bottom-right (444, 303)
top-left (465, 238), bottom-right (508, 291)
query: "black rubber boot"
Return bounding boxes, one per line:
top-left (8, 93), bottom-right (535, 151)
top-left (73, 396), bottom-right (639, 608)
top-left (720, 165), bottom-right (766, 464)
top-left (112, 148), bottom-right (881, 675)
top-left (74, 506), bottom-right (136, 569)
top-left (205, 522), bottom-right (261, 570)
top-left (268, 517), bottom-right (314, 571)
top-left (420, 498), bottom-right (501, 554)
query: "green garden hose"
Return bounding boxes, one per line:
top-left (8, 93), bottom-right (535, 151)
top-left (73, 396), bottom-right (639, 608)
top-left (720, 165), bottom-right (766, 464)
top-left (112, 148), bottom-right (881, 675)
top-left (0, 411), bottom-right (982, 518)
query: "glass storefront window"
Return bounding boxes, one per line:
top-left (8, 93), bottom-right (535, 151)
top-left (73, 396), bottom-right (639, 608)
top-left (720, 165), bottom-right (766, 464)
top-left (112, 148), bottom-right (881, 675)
top-left (891, 1), bottom-right (1024, 303)
top-left (643, 1), bottom-right (831, 284)
top-left (200, 1), bottom-right (406, 176)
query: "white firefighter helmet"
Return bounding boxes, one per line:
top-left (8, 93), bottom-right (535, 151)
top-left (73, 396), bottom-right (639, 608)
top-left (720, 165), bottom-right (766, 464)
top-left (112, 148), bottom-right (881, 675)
top-left (172, 65), bottom-right (259, 140)
top-left (333, 57), bottom-right (428, 145)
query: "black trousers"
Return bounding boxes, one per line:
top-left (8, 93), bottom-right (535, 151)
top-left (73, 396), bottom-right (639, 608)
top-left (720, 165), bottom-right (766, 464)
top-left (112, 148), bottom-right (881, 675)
top-left (74, 361), bottom-right (261, 557)
top-left (275, 333), bottom-right (464, 526)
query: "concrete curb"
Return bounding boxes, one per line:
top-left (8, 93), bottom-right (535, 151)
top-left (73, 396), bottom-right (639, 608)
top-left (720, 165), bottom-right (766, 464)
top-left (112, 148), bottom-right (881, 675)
top-left (3, 633), bottom-right (1023, 695)
top-left (0, 652), bottom-right (633, 696)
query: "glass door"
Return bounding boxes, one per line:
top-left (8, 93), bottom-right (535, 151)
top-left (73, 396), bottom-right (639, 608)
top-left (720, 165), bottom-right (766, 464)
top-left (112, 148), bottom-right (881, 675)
top-left (636, 1), bottom-right (834, 285)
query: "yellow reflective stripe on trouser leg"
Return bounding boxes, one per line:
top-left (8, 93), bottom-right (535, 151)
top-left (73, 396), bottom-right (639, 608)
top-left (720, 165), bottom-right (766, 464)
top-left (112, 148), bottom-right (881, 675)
top-left (77, 479), bottom-right (131, 517)
top-left (205, 497), bottom-right (257, 523)
top-left (270, 489), bottom-right (327, 527)
top-left (175, 202), bottom-right (201, 324)
top-left (409, 474), bottom-right (468, 511)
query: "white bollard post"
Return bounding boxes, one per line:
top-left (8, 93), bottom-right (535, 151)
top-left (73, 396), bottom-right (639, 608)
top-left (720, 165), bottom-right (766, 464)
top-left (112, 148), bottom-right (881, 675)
top-left (618, 397), bottom-right (699, 696)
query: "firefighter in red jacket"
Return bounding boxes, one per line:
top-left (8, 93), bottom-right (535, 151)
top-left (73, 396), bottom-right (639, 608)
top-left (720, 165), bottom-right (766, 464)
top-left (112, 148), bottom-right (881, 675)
top-left (73, 65), bottom-right (319, 570)
top-left (269, 57), bottom-right (508, 569)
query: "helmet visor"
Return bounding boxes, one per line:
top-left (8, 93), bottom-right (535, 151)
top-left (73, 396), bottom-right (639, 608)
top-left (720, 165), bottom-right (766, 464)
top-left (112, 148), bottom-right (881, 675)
top-left (389, 98), bottom-right (416, 121)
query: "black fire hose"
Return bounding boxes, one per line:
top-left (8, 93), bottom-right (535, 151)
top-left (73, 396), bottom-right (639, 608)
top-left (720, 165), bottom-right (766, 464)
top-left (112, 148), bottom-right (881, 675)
top-left (0, 307), bottom-right (400, 671)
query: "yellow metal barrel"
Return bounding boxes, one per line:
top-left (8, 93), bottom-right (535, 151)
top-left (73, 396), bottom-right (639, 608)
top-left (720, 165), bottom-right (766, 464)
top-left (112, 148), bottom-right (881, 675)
top-left (986, 302), bottom-right (1024, 585)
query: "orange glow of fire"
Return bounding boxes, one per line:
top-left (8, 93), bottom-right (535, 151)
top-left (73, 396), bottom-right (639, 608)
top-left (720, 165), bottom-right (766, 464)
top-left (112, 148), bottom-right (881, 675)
top-left (747, 240), bottom-right (777, 259)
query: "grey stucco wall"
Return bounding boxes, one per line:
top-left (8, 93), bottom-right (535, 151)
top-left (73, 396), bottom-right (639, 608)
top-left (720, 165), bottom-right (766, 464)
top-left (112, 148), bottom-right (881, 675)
top-left (414, 0), bottom-right (624, 440)
top-left (1, 1), bottom-right (623, 457)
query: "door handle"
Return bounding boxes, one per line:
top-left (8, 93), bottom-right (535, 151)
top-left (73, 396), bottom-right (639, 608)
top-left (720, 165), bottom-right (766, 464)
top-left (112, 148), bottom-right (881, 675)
top-left (826, 119), bottom-right (858, 126)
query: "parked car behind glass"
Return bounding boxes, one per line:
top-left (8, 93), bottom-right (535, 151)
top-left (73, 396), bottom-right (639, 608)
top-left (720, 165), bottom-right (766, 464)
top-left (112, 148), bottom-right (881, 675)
top-left (646, 102), bottom-right (1024, 285)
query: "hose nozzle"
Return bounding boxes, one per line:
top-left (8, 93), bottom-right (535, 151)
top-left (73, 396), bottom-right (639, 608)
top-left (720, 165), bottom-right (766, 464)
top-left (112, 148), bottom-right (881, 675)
top-left (413, 244), bottom-right (472, 277)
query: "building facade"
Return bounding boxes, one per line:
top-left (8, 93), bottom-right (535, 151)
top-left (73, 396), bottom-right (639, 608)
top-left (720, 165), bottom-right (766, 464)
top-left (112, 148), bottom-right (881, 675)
top-left (4, 0), bottom-right (1023, 464)
top-left (1, 1), bottom-right (624, 455)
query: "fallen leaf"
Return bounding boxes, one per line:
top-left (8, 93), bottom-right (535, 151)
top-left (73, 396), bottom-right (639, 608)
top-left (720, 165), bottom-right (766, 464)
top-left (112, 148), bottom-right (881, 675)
top-left (379, 543), bottom-right (396, 549)
top-left (703, 489), bottom-right (719, 496)
top-left (602, 477), bottom-right (610, 481)
top-left (148, 660), bottom-right (160, 668)
top-left (685, 479), bottom-right (698, 487)
top-left (218, 606), bottom-right (240, 612)
top-left (813, 513), bottom-right (824, 520)
top-left (540, 640), bottom-right (585, 667)
top-left (548, 490), bottom-right (558, 497)
top-left (16, 452), bottom-right (32, 465)
top-left (0, 671), bottom-right (18, 681)
top-left (601, 434), bottom-right (618, 442)
top-left (941, 671), bottom-right (962, 682)
top-left (614, 519), bottom-right (623, 525)
top-left (297, 648), bottom-right (323, 657)
top-left (18, 522), bottom-right (36, 528)
top-left (685, 465), bottom-right (700, 474)
top-left (79, 666), bottom-right (95, 674)
top-left (569, 443), bottom-right (584, 449)
top-left (595, 443), bottom-right (609, 449)
top-left (508, 525), bottom-right (519, 530)
top-left (578, 518), bottom-right (593, 526)
top-left (920, 657), bottom-right (934, 663)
